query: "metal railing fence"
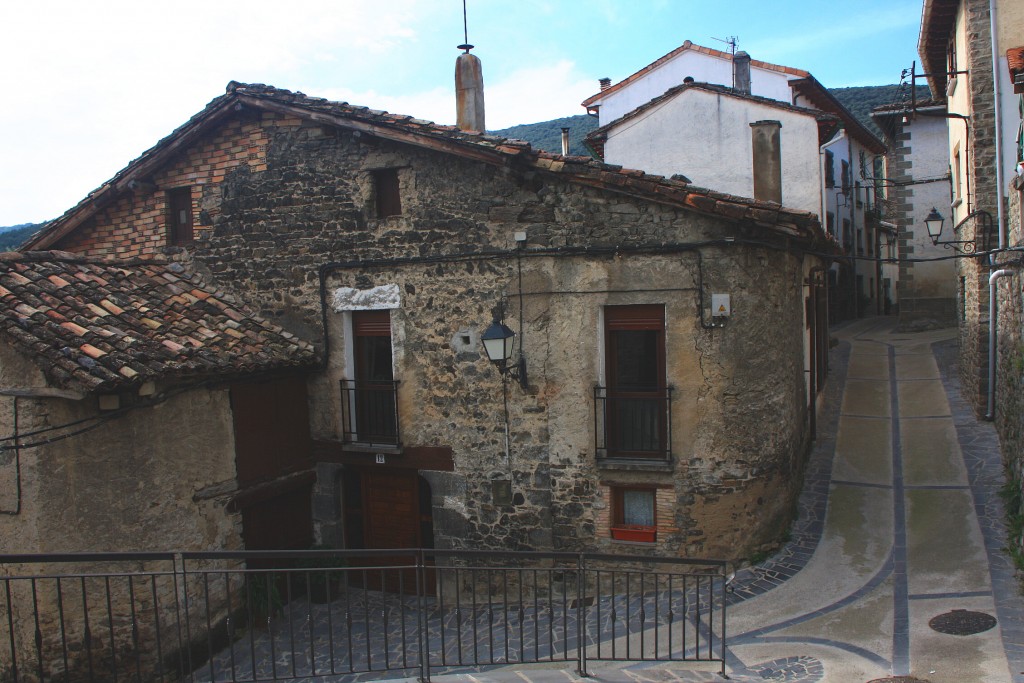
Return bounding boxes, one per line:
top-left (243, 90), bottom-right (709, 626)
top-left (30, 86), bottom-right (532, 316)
top-left (0, 549), bottom-right (727, 683)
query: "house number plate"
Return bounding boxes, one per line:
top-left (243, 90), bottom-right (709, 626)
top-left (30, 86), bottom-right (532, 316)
top-left (375, 454), bottom-right (386, 464)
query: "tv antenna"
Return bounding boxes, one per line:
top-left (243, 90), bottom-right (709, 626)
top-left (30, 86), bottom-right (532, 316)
top-left (458, 0), bottom-right (473, 53)
top-left (712, 36), bottom-right (739, 55)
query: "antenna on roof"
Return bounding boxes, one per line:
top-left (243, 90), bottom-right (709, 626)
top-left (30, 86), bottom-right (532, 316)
top-left (712, 36), bottom-right (739, 55)
top-left (457, 0), bottom-right (473, 53)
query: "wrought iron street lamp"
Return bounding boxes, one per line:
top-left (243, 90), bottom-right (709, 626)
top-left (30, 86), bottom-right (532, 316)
top-left (924, 207), bottom-right (980, 254)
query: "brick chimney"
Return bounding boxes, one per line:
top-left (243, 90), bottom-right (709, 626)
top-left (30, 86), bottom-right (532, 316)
top-left (733, 51), bottom-right (752, 94)
top-left (599, 77), bottom-right (612, 91)
top-left (456, 48), bottom-right (485, 132)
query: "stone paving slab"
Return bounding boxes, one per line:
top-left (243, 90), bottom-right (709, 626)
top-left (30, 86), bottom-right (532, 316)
top-left (895, 354), bottom-right (941, 381)
top-left (833, 416), bottom-right (892, 485)
top-left (842, 379), bottom-right (891, 418)
top-left (901, 418), bottom-right (968, 487)
top-left (897, 379), bottom-right (952, 419)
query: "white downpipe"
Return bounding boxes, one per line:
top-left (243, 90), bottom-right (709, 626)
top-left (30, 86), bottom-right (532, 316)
top-left (986, 269), bottom-right (1014, 420)
top-left (990, 0), bottom-right (1007, 249)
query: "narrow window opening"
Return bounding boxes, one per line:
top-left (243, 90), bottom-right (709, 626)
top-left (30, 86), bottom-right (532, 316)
top-left (373, 169), bottom-right (402, 218)
top-left (166, 187), bottom-right (194, 246)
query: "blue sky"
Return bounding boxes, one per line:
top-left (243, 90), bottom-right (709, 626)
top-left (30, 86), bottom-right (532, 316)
top-left (0, 0), bottom-right (924, 226)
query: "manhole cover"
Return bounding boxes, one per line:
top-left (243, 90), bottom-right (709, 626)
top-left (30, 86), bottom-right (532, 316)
top-left (928, 609), bottom-right (997, 635)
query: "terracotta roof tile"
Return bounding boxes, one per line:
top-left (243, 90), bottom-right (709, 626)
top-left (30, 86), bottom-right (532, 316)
top-left (0, 252), bottom-right (316, 393)
top-left (27, 81), bottom-right (832, 252)
top-left (1009, 47), bottom-right (1024, 93)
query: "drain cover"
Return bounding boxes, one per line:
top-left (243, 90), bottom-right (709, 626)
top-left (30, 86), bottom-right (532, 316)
top-left (928, 609), bottom-right (997, 635)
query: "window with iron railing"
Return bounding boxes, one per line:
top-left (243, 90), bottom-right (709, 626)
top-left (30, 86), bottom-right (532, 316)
top-left (342, 310), bottom-right (399, 447)
top-left (340, 379), bottom-right (400, 446)
top-left (595, 386), bottom-right (673, 460)
top-left (597, 305), bottom-right (672, 461)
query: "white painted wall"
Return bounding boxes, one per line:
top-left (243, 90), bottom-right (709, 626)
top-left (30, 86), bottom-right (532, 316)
top-left (903, 114), bottom-right (957, 299)
top-left (602, 88), bottom-right (822, 215)
top-left (595, 50), bottom-right (797, 125)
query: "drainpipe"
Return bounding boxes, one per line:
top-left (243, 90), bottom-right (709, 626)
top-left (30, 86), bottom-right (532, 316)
top-left (989, 0), bottom-right (1007, 250)
top-left (986, 269), bottom-right (1014, 420)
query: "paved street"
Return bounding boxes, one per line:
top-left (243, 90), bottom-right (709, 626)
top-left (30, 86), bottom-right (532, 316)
top-left (403, 318), bottom-right (1024, 683)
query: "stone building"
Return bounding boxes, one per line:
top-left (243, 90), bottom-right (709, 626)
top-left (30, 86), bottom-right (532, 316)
top-left (917, 0), bottom-right (1024, 417)
top-left (872, 99), bottom-right (957, 329)
top-left (19, 81), bottom-right (836, 566)
top-left (0, 251), bottom-right (317, 678)
top-left (581, 40), bottom-right (889, 322)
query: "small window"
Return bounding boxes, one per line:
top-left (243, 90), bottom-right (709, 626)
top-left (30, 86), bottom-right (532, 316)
top-left (826, 212), bottom-right (835, 235)
top-left (841, 160), bottom-right (851, 196)
top-left (611, 487), bottom-right (656, 542)
top-left (825, 150), bottom-right (835, 188)
top-left (373, 169), bottom-right (402, 218)
top-left (952, 147), bottom-right (962, 204)
top-left (166, 187), bottom-right (193, 246)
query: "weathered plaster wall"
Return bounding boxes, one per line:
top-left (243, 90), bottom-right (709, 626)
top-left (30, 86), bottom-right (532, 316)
top-left (881, 113), bottom-right (957, 329)
top-left (595, 51), bottom-right (795, 125)
top-left (0, 358), bottom-right (242, 554)
top-left (0, 344), bottom-right (244, 680)
top-left (602, 90), bottom-right (822, 215)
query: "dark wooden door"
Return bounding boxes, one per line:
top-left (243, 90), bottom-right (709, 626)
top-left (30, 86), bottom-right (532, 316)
top-left (364, 470), bottom-right (419, 548)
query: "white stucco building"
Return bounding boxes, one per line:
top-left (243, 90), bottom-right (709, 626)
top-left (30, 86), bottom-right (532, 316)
top-left (582, 40), bottom-right (889, 321)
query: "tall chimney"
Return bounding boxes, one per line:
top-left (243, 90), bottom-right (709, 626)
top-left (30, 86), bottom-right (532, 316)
top-left (599, 77), bottom-right (611, 91)
top-left (456, 47), bottom-right (485, 132)
top-left (733, 51), bottom-right (752, 94)
top-left (561, 127), bottom-right (570, 156)
top-left (750, 120), bottom-right (782, 203)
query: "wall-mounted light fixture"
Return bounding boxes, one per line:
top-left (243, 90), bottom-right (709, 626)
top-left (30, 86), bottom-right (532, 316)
top-left (481, 318), bottom-right (528, 389)
top-left (924, 207), bottom-right (988, 254)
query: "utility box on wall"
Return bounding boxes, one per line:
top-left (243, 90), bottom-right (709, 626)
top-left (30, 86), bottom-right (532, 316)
top-left (712, 293), bottom-right (731, 318)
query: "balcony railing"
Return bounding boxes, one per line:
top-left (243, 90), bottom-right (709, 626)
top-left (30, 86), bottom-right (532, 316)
top-left (594, 386), bottom-right (672, 461)
top-left (340, 379), bottom-right (400, 447)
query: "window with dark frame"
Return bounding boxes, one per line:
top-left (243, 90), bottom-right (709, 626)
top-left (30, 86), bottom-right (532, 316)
top-left (343, 310), bottom-right (398, 445)
top-left (825, 150), bottom-right (835, 188)
top-left (611, 486), bottom-right (656, 542)
top-left (841, 160), bottom-right (851, 196)
top-left (602, 304), bottom-right (668, 459)
top-left (373, 169), bottom-right (402, 218)
top-left (166, 187), bottom-right (194, 246)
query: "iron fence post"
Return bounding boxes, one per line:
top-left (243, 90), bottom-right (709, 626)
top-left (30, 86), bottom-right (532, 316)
top-left (577, 553), bottom-right (588, 677)
top-left (720, 564), bottom-right (728, 678)
top-left (418, 549), bottom-right (431, 683)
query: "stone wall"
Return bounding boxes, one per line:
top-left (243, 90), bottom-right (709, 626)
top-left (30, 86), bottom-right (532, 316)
top-left (957, 0), bottom-right (998, 415)
top-left (996, 179), bottom-right (1023, 490)
top-left (50, 109), bottom-right (823, 561)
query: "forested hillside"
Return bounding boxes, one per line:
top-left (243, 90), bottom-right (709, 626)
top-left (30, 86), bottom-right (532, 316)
top-left (0, 223), bottom-right (43, 251)
top-left (490, 114), bottom-right (598, 157)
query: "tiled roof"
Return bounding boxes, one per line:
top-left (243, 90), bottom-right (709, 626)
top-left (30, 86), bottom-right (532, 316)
top-left (584, 81), bottom-right (839, 157)
top-left (580, 40), bottom-right (809, 108)
top-left (1008, 47), bottom-right (1024, 93)
top-left (918, 0), bottom-right (959, 96)
top-left (872, 98), bottom-right (947, 113)
top-left (0, 252), bottom-right (316, 393)
top-left (26, 82), bottom-right (831, 252)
